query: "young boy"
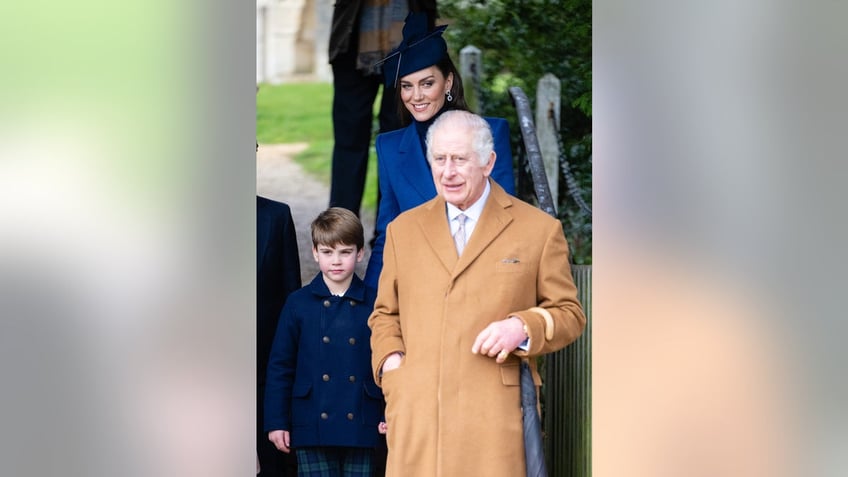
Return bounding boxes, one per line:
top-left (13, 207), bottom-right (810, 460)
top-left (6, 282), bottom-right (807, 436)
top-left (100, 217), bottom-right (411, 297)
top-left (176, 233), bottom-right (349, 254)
top-left (264, 207), bottom-right (383, 476)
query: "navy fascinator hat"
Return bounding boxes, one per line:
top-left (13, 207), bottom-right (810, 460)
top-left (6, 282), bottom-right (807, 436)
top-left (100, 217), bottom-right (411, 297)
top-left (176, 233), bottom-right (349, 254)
top-left (376, 12), bottom-right (448, 88)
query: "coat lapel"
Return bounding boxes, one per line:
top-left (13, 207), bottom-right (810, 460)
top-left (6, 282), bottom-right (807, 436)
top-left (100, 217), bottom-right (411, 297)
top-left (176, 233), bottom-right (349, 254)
top-left (415, 181), bottom-right (516, 278)
top-left (417, 197), bottom-right (460, 273)
top-left (256, 198), bottom-right (272, 270)
top-left (396, 125), bottom-right (437, 201)
top-left (452, 181), bottom-right (514, 277)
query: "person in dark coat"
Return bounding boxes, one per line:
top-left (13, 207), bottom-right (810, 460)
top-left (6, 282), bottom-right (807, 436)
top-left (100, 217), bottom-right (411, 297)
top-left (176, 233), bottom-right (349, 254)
top-left (257, 196), bottom-right (302, 476)
top-left (328, 0), bottom-right (438, 219)
top-left (264, 208), bottom-right (383, 476)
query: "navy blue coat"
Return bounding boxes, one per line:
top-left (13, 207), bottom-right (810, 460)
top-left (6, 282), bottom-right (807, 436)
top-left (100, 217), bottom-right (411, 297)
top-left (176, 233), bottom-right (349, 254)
top-left (257, 196), bottom-right (301, 386)
top-left (363, 117), bottom-right (516, 287)
top-left (263, 273), bottom-right (383, 449)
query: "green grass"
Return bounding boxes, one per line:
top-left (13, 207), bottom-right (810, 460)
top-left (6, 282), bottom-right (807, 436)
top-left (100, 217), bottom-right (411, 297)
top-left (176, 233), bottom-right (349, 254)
top-left (256, 82), bottom-right (380, 212)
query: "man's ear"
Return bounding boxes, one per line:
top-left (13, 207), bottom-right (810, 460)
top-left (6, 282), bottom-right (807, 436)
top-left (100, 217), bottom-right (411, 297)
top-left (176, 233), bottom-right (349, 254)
top-left (483, 151), bottom-right (497, 176)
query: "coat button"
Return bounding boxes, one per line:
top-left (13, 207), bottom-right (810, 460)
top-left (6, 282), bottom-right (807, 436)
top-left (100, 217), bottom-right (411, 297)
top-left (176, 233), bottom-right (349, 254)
top-left (323, 300), bottom-right (331, 307)
top-left (322, 336), bottom-right (330, 343)
top-left (349, 301), bottom-right (356, 307)
top-left (321, 412), bottom-right (328, 420)
top-left (348, 338), bottom-right (356, 345)
top-left (322, 374), bottom-right (330, 382)
top-left (347, 413), bottom-right (354, 420)
top-left (349, 375), bottom-right (356, 382)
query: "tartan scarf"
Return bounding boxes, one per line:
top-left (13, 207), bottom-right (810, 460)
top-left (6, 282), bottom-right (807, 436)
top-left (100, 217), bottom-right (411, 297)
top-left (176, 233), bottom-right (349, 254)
top-left (357, 0), bottom-right (409, 75)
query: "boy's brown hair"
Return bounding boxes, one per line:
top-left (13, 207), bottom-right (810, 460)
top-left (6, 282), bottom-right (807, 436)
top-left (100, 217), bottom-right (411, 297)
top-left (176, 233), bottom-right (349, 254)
top-left (311, 207), bottom-right (364, 250)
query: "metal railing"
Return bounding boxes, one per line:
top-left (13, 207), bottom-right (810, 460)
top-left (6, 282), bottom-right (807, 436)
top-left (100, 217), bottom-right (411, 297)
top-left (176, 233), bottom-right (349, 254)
top-left (509, 86), bottom-right (592, 477)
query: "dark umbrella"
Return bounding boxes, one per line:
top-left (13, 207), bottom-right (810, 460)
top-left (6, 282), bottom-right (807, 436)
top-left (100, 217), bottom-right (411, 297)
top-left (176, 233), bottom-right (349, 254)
top-left (521, 359), bottom-right (548, 477)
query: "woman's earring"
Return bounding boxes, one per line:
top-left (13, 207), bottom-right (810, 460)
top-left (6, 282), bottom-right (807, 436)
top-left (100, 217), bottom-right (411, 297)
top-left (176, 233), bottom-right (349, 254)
top-left (446, 90), bottom-right (453, 102)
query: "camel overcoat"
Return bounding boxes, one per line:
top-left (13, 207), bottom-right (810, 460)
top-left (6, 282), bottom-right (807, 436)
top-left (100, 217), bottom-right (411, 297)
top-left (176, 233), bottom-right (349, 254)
top-left (368, 181), bottom-right (586, 477)
top-left (363, 116), bottom-right (516, 288)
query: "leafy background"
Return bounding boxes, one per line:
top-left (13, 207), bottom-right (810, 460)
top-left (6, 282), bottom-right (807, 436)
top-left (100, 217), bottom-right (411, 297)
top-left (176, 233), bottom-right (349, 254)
top-left (440, 0), bottom-right (592, 264)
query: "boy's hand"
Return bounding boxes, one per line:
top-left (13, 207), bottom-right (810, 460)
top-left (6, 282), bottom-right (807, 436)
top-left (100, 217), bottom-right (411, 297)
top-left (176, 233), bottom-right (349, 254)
top-left (268, 430), bottom-right (291, 453)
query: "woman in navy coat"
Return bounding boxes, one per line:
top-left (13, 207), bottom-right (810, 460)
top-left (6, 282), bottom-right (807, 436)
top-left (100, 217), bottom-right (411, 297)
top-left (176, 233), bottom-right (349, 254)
top-left (363, 13), bottom-right (516, 287)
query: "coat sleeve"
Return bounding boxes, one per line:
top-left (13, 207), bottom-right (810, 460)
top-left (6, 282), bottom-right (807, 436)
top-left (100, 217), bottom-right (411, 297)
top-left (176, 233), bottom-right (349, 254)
top-left (257, 198), bottom-right (301, 387)
top-left (367, 222), bottom-right (406, 385)
top-left (511, 219), bottom-right (586, 356)
top-left (489, 118), bottom-right (516, 196)
top-left (263, 299), bottom-right (299, 433)
top-left (364, 135), bottom-right (401, 288)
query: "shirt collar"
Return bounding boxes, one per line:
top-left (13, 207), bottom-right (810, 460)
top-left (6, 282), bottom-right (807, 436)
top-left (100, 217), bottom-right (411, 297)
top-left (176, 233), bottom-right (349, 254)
top-left (447, 179), bottom-right (491, 223)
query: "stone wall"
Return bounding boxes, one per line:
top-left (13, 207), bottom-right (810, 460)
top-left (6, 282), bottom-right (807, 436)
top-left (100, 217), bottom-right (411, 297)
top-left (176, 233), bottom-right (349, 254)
top-left (256, 0), bottom-right (332, 84)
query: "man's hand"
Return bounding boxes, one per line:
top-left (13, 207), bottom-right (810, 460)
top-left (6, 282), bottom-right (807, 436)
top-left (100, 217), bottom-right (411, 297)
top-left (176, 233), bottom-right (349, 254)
top-left (268, 429), bottom-right (291, 453)
top-left (381, 352), bottom-right (404, 375)
top-left (471, 316), bottom-right (527, 363)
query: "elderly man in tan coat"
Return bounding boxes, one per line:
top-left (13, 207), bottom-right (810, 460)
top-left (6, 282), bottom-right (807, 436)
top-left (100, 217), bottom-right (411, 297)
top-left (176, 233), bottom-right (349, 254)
top-left (368, 110), bottom-right (586, 476)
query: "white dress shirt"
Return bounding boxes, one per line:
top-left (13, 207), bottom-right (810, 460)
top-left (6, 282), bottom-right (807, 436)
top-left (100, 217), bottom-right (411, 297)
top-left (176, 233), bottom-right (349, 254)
top-left (446, 180), bottom-right (491, 246)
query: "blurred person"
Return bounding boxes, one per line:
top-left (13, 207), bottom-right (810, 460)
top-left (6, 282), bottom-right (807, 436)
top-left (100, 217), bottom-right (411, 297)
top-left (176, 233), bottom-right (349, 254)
top-left (328, 0), bottom-right (437, 220)
top-left (264, 208), bottom-right (383, 476)
top-left (257, 196), bottom-right (302, 476)
top-left (368, 110), bottom-right (585, 476)
top-left (363, 12), bottom-right (516, 287)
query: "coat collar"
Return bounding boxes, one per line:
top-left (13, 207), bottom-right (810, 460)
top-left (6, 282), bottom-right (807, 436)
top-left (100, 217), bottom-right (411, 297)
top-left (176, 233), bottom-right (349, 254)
top-left (306, 272), bottom-right (369, 302)
top-left (418, 179), bottom-right (515, 277)
top-left (256, 197), bottom-right (273, 270)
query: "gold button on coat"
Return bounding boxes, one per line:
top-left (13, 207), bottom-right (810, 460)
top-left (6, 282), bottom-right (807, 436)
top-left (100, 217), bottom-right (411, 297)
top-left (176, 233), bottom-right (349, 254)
top-left (348, 338), bottom-right (356, 345)
top-left (322, 336), bottom-right (330, 343)
top-left (347, 413), bottom-right (354, 420)
top-left (322, 374), bottom-right (330, 381)
top-left (323, 300), bottom-right (330, 307)
top-left (320, 412), bottom-right (328, 420)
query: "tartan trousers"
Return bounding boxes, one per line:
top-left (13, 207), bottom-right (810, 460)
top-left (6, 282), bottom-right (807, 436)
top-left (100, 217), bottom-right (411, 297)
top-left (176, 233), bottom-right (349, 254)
top-left (295, 446), bottom-right (375, 477)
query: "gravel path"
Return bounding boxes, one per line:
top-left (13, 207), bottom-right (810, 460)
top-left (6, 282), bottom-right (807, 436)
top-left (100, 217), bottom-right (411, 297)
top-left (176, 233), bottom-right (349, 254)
top-left (257, 143), bottom-right (375, 285)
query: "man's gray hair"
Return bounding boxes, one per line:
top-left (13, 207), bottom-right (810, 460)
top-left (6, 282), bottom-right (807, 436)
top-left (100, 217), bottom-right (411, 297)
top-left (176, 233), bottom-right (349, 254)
top-left (425, 110), bottom-right (494, 167)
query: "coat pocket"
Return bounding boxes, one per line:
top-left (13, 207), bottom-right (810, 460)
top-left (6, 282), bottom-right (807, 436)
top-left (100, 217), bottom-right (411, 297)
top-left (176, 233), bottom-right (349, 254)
top-left (499, 362), bottom-right (521, 386)
top-left (500, 362), bottom-right (542, 386)
top-left (363, 380), bottom-right (383, 400)
top-left (495, 259), bottom-right (527, 273)
top-left (292, 382), bottom-right (312, 398)
top-left (291, 383), bottom-right (312, 427)
top-left (360, 381), bottom-right (384, 425)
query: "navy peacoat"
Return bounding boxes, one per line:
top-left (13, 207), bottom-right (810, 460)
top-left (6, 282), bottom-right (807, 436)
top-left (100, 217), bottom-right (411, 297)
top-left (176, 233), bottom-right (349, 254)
top-left (264, 273), bottom-right (383, 449)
